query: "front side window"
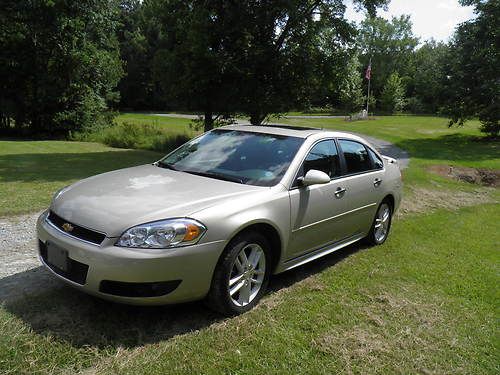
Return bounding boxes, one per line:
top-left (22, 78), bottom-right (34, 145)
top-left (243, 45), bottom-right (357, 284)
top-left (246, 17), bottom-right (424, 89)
top-left (159, 129), bottom-right (304, 186)
top-left (339, 139), bottom-right (372, 174)
top-left (301, 140), bottom-right (341, 178)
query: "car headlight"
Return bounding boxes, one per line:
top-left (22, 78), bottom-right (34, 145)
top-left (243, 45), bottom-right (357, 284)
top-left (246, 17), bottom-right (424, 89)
top-left (116, 218), bottom-right (206, 249)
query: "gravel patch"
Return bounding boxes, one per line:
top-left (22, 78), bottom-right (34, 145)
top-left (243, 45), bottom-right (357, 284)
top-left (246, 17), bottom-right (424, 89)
top-left (0, 212), bottom-right (61, 303)
top-left (0, 212), bottom-right (41, 278)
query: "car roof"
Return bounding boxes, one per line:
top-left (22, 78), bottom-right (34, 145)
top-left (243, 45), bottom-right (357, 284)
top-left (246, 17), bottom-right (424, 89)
top-left (218, 124), bottom-right (365, 141)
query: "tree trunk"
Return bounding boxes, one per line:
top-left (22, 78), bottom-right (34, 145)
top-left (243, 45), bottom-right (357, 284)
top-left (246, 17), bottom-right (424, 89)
top-left (204, 108), bottom-right (213, 132)
top-left (250, 111), bottom-right (265, 125)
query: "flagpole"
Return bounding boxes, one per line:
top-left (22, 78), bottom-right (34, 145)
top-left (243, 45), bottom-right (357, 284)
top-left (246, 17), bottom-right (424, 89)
top-left (366, 57), bottom-right (371, 116)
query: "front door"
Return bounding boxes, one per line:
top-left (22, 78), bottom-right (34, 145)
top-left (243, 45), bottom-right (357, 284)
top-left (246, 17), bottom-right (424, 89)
top-left (287, 139), bottom-right (352, 259)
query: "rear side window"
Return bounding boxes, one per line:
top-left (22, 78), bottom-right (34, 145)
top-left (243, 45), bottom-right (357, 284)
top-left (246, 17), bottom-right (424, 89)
top-left (339, 139), bottom-right (372, 174)
top-left (301, 140), bottom-right (341, 178)
top-left (368, 148), bottom-right (384, 169)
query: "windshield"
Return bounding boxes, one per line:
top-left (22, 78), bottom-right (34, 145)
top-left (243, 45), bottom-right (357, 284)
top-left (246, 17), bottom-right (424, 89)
top-left (159, 129), bottom-right (304, 186)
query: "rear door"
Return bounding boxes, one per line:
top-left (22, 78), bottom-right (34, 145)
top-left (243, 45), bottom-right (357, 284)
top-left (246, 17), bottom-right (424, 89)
top-left (287, 139), bottom-right (352, 259)
top-left (336, 139), bottom-right (385, 236)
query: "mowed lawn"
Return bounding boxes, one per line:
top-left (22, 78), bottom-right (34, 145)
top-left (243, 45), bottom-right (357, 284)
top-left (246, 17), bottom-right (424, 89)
top-left (0, 115), bottom-right (499, 374)
top-left (0, 141), bottom-right (162, 216)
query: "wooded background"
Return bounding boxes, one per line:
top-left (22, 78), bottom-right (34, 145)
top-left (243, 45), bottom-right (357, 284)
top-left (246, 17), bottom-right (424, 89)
top-left (1, 0), bottom-right (498, 135)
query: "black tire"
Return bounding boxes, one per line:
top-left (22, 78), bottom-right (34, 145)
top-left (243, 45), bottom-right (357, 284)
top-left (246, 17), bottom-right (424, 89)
top-left (205, 231), bottom-right (272, 315)
top-left (365, 200), bottom-right (393, 246)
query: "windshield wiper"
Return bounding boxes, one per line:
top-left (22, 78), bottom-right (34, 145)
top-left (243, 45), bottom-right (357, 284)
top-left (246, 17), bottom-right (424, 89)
top-left (182, 170), bottom-right (245, 184)
top-left (156, 161), bottom-right (178, 171)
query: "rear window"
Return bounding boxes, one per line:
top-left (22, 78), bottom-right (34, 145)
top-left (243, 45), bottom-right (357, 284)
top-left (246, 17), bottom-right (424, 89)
top-left (339, 139), bottom-right (372, 174)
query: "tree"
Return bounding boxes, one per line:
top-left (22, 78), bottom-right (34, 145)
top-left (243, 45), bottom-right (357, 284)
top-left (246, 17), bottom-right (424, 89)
top-left (407, 40), bottom-right (449, 113)
top-left (148, 0), bottom-right (389, 129)
top-left (381, 72), bottom-right (405, 113)
top-left (339, 54), bottom-right (364, 113)
top-left (148, 0), bottom-right (245, 131)
top-left (117, 1), bottom-right (149, 110)
top-left (357, 15), bottom-right (419, 108)
top-left (442, 0), bottom-right (499, 137)
top-left (0, 0), bottom-right (123, 135)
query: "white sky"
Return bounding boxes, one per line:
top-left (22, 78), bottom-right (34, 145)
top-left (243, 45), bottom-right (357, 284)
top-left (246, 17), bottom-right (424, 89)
top-left (344, 0), bottom-right (476, 42)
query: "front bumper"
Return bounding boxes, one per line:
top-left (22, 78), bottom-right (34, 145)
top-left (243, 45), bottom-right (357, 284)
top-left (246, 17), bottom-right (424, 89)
top-left (36, 211), bottom-right (226, 305)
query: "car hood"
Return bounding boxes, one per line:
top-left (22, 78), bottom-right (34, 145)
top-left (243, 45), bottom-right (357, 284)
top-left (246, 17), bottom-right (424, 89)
top-left (51, 164), bottom-right (263, 237)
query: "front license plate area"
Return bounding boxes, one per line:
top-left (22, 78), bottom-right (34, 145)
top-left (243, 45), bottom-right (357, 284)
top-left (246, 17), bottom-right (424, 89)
top-left (46, 242), bottom-right (69, 272)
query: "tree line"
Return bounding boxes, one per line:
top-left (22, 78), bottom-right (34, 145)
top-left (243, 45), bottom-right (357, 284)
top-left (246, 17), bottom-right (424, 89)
top-left (1, 0), bottom-right (498, 136)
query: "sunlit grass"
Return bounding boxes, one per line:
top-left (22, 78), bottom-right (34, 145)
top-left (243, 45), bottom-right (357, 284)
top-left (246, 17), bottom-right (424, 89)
top-left (0, 141), bottom-right (161, 217)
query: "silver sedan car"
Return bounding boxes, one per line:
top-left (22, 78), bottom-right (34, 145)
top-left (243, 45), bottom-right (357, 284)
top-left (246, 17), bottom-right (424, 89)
top-left (37, 125), bottom-right (402, 315)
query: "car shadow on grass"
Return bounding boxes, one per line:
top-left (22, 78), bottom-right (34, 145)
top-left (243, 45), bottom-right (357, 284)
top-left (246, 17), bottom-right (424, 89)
top-left (1, 242), bottom-right (366, 349)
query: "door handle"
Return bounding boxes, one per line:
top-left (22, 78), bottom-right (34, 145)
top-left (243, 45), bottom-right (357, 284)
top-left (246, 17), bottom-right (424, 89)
top-left (334, 187), bottom-right (346, 198)
top-left (373, 178), bottom-right (382, 187)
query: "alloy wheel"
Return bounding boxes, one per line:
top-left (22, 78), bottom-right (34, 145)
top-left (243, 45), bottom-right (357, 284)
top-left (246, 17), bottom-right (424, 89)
top-left (228, 243), bottom-right (266, 307)
top-left (374, 203), bottom-right (391, 243)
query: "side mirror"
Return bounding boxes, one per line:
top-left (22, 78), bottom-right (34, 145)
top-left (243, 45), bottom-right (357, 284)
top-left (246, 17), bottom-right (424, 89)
top-left (298, 169), bottom-right (331, 187)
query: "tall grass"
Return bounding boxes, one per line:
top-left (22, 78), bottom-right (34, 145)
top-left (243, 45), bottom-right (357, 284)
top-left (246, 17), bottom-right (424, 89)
top-left (70, 122), bottom-right (191, 153)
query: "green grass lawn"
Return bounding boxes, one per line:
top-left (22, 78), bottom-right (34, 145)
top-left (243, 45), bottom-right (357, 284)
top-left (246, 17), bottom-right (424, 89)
top-left (0, 115), bottom-right (498, 374)
top-left (1, 205), bottom-right (498, 374)
top-left (0, 141), bottom-right (162, 216)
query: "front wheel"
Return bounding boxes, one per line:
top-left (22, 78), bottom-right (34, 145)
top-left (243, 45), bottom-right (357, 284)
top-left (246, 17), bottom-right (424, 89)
top-left (365, 201), bottom-right (392, 245)
top-left (206, 231), bottom-right (271, 315)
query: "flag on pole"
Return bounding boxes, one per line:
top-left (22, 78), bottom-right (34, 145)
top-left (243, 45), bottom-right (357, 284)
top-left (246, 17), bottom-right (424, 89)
top-left (365, 62), bottom-right (371, 80)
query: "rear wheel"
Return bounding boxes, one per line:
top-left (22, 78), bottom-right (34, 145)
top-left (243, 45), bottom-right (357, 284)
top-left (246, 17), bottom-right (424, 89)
top-left (206, 231), bottom-right (271, 315)
top-left (365, 201), bottom-right (392, 245)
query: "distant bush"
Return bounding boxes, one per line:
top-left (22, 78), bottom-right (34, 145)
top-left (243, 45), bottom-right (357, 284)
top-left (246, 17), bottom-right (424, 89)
top-left (405, 97), bottom-right (426, 114)
top-left (71, 122), bottom-right (191, 153)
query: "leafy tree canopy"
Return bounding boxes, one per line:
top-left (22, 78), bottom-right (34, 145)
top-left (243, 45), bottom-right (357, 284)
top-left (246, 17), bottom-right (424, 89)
top-left (442, 0), bottom-right (499, 136)
top-left (357, 15), bottom-right (419, 103)
top-left (147, 0), bottom-right (389, 129)
top-left (0, 0), bottom-right (123, 135)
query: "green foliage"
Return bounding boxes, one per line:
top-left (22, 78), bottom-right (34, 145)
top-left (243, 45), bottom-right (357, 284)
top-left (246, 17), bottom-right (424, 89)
top-left (116, 0), bottom-right (164, 110)
top-left (71, 121), bottom-right (190, 153)
top-left (339, 54), bottom-right (365, 113)
top-left (405, 96), bottom-right (426, 114)
top-left (0, 0), bottom-right (123, 135)
top-left (441, 0), bottom-right (499, 137)
top-left (146, 0), bottom-right (244, 130)
top-left (381, 72), bottom-right (406, 113)
top-left (146, 0), bottom-right (389, 129)
top-left (357, 15), bottom-right (419, 106)
top-left (409, 40), bottom-right (450, 113)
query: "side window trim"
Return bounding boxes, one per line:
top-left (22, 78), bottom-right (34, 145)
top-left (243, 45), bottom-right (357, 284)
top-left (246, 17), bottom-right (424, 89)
top-left (334, 138), bottom-right (348, 176)
top-left (290, 138), bottom-right (340, 189)
top-left (337, 138), bottom-right (385, 177)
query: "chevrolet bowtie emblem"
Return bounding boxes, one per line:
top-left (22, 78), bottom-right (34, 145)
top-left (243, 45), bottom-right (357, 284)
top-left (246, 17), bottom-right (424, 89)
top-left (62, 223), bottom-right (74, 232)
